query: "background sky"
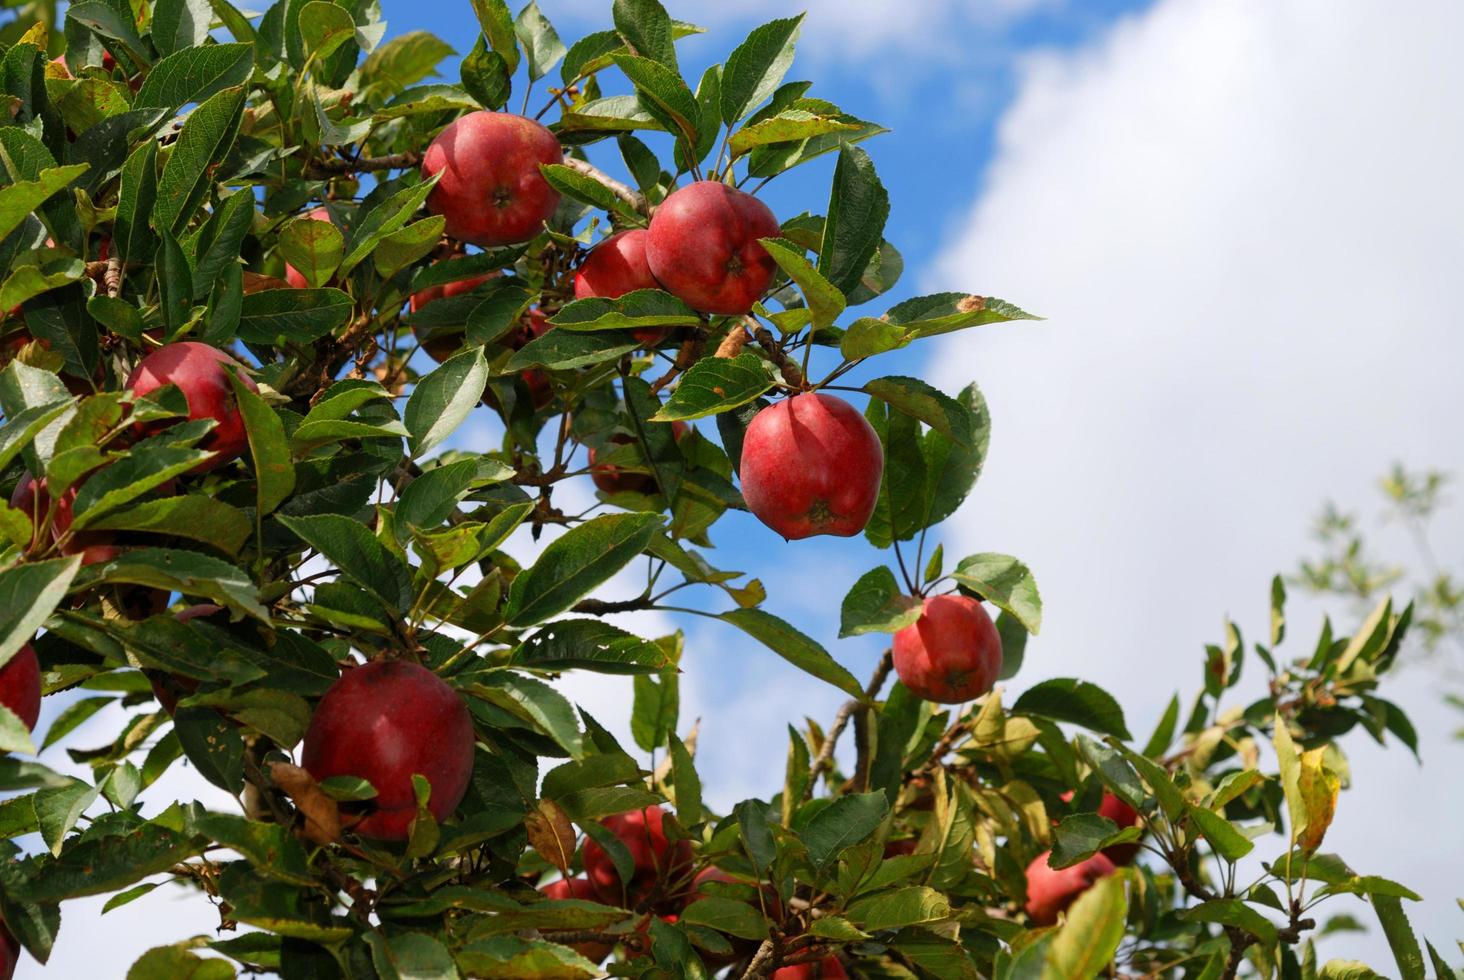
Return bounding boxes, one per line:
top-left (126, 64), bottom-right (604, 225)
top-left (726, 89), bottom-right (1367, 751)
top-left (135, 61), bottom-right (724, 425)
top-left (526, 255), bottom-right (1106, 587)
top-left (19, 0), bottom-right (1464, 974)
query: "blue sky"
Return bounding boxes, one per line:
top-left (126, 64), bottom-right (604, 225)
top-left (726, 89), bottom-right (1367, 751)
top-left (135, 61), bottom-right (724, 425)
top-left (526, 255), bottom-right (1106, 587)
top-left (27, 0), bottom-right (1464, 974)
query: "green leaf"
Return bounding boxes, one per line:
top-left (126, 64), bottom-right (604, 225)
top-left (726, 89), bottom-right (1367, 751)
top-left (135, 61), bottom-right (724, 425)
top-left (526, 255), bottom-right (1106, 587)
top-left (40, 696), bottom-right (111, 751)
top-left (847, 886), bottom-right (951, 932)
top-left (651, 353), bottom-right (778, 421)
top-left (801, 790), bottom-right (888, 874)
top-left (1187, 804), bottom-right (1254, 862)
top-left (759, 237), bottom-right (845, 331)
top-left (839, 565), bottom-right (921, 638)
top-left (512, 619), bottom-right (675, 675)
top-left (0, 557), bottom-right (81, 671)
top-left (514, 1), bottom-right (566, 82)
top-left (1049, 813), bottom-right (1121, 869)
top-left (235, 288), bottom-right (353, 345)
top-left (297, 1), bottom-right (357, 63)
top-left (729, 109), bottom-right (860, 157)
top-left (19, 823), bottom-right (203, 902)
top-left (153, 86), bottom-right (245, 235)
top-left (367, 931), bottom-right (460, 980)
top-left (127, 945), bottom-right (237, 979)
top-left (820, 144), bottom-right (888, 297)
top-left (549, 289), bottom-right (699, 332)
top-left (277, 214), bottom-right (344, 288)
top-left (0, 165), bottom-right (90, 244)
top-left (194, 813), bottom-right (314, 886)
top-left (540, 164), bottom-right (643, 224)
top-left (339, 178), bottom-right (440, 277)
top-left (68, 447), bottom-right (214, 529)
top-left (175, 707), bottom-right (245, 794)
top-left (405, 348), bottom-right (489, 458)
top-left (1014, 679), bottom-right (1130, 740)
top-left (612, 54), bottom-right (700, 146)
top-left (1373, 895), bottom-right (1425, 980)
top-left (720, 608), bottom-right (863, 699)
top-left (115, 140), bottom-right (158, 266)
top-left (150, 0), bottom-right (214, 57)
top-left (631, 670), bottom-right (678, 753)
top-left (721, 16), bottom-right (802, 123)
top-left (864, 375), bottom-right (976, 448)
top-left (1041, 873), bottom-right (1128, 979)
top-left (1179, 899), bottom-right (1278, 946)
top-left (455, 936), bottom-right (598, 979)
top-left (668, 732), bottom-right (702, 826)
top-left (231, 376), bottom-right (294, 516)
top-left (0, 705), bottom-right (35, 756)
top-left (504, 513), bottom-right (663, 627)
top-left (361, 31), bottom-right (455, 96)
top-left (952, 553), bottom-right (1043, 634)
top-left (87, 495), bottom-right (252, 556)
top-left (680, 897), bottom-right (767, 941)
top-left (1142, 694), bottom-right (1181, 758)
top-left (0, 399), bottom-right (73, 478)
top-left (461, 35), bottom-right (512, 111)
top-left (612, 0), bottom-right (678, 69)
top-left (841, 294), bottom-right (1040, 360)
top-left (281, 514), bottom-right (413, 612)
top-left (469, 0), bottom-right (520, 74)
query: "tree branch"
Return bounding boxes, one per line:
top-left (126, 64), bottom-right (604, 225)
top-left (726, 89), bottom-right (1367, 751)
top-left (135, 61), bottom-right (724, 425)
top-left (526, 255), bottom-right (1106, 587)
top-left (749, 319), bottom-right (806, 390)
top-left (305, 151), bottom-right (423, 178)
top-left (806, 650), bottom-right (893, 798)
top-left (561, 157), bottom-right (648, 214)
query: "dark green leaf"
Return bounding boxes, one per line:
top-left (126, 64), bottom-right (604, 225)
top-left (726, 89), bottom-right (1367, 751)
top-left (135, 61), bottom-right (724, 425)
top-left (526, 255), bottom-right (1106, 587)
top-left (839, 565), bottom-right (920, 638)
top-left (801, 791), bottom-right (888, 874)
top-left (504, 513), bottom-right (663, 627)
top-left (819, 144), bottom-right (888, 296)
top-left (952, 553), bottom-right (1042, 634)
top-left (721, 16), bottom-right (803, 124)
top-left (1014, 679), bottom-right (1130, 740)
top-left (405, 349), bottom-right (489, 458)
top-left (651, 353), bottom-right (778, 422)
top-left (277, 514), bottom-right (413, 614)
top-left (153, 86), bottom-right (245, 234)
top-left (0, 557), bottom-right (81, 671)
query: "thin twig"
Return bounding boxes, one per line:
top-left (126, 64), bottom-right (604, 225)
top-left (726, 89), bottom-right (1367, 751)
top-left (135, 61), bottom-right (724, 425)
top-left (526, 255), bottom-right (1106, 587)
top-left (715, 323), bottom-right (751, 358)
top-left (103, 252), bottom-right (123, 299)
top-left (806, 650), bottom-right (894, 798)
top-left (650, 334), bottom-right (702, 394)
top-left (740, 939), bottom-right (776, 979)
top-left (305, 151), bottom-right (423, 178)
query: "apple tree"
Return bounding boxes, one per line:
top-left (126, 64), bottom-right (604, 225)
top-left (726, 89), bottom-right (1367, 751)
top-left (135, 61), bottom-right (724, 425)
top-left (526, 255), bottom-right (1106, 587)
top-left (0, 1), bottom-right (1450, 978)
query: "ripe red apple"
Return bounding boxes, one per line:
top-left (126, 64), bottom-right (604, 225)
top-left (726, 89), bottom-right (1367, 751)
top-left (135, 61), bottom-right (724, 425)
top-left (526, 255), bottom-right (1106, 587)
top-left (581, 805), bottom-right (692, 912)
top-left (0, 643), bottom-right (41, 732)
top-left (645, 181), bottom-right (780, 315)
top-left (0, 913), bottom-right (18, 980)
top-left (771, 957), bottom-right (848, 979)
top-left (125, 342), bottom-right (258, 471)
top-left (573, 229), bottom-right (667, 347)
top-left (408, 268), bottom-right (499, 364)
top-left (1060, 790), bottom-right (1142, 865)
top-left (301, 660), bottom-right (475, 840)
top-left (540, 877), bottom-right (614, 963)
top-left (422, 112), bottom-right (563, 247)
top-left (284, 207), bottom-right (331, 289)
top-left (1023, 850), bottom-right (1116, 926)
top-left (892, 594), bottom-right (1002, 704)
top-left (739, 393), bottom-right (884, 539)
top-left (588, 421), bottom-right (688, 496)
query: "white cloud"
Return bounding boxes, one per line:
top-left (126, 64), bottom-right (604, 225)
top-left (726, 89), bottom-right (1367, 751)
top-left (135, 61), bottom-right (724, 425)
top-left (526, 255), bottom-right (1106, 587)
top-left (927, 0), bottom-right (1464, 963)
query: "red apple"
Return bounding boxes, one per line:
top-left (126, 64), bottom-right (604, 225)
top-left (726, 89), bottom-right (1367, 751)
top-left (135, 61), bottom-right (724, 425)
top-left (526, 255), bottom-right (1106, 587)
top-left (422, 112), bottom-right (563, 247)
top-left (408, 268), bottom-right (500, 364)
top-left (892, 594), bottom-right (1002, 704)
top-left (581, 805), bottom-right (692, 912)
top-left (0, 913), bottom-right (18, 980)
top-left (1023, 850), bottom-right (1116, 926)
top-left (738, 393), bottom-right (884, 539)
top-left (771, 957), bottom-right (848, 979)
top-left (0, 644), bottom-right (41, 732)
top-left (588, 421), bottom-right (688, 496)
top-left (645, 181), bottom-right (780, 315)
top-left (125, 342), bottom-right (258, 471)
top-left (884, 837), bottom-right (919, 857)
top-left (284, 207), bottom-right (332, 289)
top-left (540, 877), bottom-right (615, 963)
top-left (573, 229), bottom-right (667, 347)
top-left (301, 660), bottom-right (475, 840)
top-left (1060, 790), bottom-right (1142, 865)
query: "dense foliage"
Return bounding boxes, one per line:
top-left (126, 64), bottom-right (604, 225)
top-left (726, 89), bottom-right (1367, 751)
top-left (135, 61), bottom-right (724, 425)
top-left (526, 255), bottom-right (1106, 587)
top-left (0, 1), bottom-right (1450, 978)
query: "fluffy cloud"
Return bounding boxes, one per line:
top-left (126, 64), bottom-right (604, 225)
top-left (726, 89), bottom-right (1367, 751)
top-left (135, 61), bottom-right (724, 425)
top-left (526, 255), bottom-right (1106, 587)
top-left (927, 0), bottom-right (1464, 963)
